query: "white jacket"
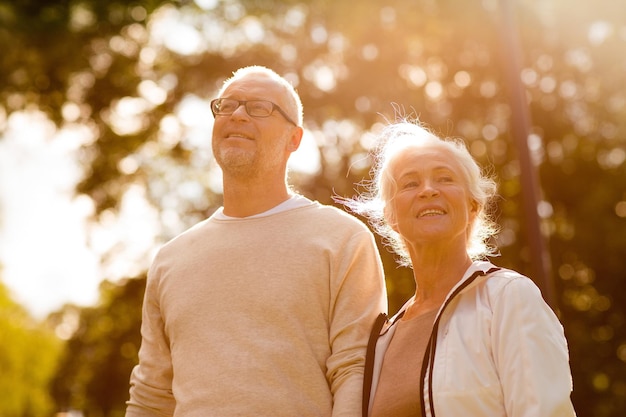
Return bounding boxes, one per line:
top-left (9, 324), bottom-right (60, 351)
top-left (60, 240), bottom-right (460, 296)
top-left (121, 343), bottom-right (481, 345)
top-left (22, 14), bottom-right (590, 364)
top-left (363, 261), bottom-right (576, 417)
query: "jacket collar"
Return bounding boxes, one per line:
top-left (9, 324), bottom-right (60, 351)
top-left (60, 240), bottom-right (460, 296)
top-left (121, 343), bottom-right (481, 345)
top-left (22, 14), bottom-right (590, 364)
top-left (384, 260), bottom-right (499, 332)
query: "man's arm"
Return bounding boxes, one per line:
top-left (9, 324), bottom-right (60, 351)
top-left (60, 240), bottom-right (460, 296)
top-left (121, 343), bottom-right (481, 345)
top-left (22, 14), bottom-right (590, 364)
top-left (326, 229), bottom-right (387, 417)
top-left (126, 263), bottom-right (176, 417)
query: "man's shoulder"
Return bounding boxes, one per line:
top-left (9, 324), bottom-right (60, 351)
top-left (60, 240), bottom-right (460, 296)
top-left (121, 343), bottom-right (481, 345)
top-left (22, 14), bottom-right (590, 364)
top-left (300, 200), bottom-right (369, 226)
top-left (157, 217), bottom-right (213, 252)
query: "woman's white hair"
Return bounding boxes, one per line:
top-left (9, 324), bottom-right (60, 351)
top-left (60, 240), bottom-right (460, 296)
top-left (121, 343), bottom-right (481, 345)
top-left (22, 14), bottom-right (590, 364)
top-left (341, 120), bottom-right (499, 268)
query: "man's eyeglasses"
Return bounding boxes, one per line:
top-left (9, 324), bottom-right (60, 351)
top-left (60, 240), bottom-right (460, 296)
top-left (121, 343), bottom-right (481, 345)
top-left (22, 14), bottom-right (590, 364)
top-left (210, 98), bottom-right (298, 126)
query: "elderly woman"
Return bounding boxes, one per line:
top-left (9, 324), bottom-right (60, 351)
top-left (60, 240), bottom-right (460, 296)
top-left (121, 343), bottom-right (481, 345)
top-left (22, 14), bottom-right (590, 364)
top-left (344, 121), bottom-right (576, 417)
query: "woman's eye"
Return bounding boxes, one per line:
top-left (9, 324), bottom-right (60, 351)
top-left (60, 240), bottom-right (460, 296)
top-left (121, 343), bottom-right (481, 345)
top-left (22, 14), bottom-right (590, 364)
top-left (402, 181), bottom-right (418, 189)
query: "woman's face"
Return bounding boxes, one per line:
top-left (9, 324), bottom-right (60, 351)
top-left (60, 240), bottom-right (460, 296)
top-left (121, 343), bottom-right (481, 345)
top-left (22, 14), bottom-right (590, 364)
top-left (385, 146), bottom-right (477, 248)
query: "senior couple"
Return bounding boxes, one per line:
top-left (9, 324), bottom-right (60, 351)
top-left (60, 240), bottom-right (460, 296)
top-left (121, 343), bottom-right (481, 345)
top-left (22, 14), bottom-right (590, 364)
top-left (125, 66), bottom-right (576, 417)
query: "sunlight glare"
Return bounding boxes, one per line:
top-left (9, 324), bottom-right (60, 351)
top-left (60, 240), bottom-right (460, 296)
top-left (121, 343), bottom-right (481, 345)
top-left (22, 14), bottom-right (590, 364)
top-left (108, 96), bottom-right (150, 136)
top-left (150, 6), bottom-right (204, 55)
top-left (241, 16), bottom-right (265, 43)
top-left (139, 79), bottom-right (168, 106)
top-left (195, 0), bottom-right (219, 10)
top-left (90, 185), bottom-right (160, 282)
top-left (177, 95), bottom-right (212, 127)
top-left (425, 81), bottom-right (443, 100)
top-left (400, 64), bottom-right (427, 88)
top-left (282, 6), bottom-right (307, 33)
top-left (588, 20), bottom-right (613, 45)
top-left (454, 71), bottom-right (471, 88)
top-left (310, 25), bottom-right (328, 44)
top-left (303, 63), bottom-right (336, 92)
top-left (0, 111), bottom-right (100, 318)
top-left (69, 3), bottom-right (96, 32)
top-left (289, 129), bottom-right (321, 175)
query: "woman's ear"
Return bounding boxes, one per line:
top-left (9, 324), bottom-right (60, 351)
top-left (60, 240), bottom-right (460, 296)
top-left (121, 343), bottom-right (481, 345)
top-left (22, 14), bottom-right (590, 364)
top-left (384, 203), bottom-right (399, 233)
top-left (469, 199), bottom-right (480, 220)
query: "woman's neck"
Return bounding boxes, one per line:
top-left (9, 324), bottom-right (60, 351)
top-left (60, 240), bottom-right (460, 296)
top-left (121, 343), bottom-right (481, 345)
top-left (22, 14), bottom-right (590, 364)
top-left (404, 246), bottom-right (473, 319)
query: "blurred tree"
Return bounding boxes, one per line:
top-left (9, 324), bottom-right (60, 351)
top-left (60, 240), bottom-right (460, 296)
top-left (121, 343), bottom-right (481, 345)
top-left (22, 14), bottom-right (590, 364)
top-left (1, 0), bottom-right (625, 415)
top-left (0, 280), bottom-right (62, 417)
top-left (49, 275), bottom-right (145, 415)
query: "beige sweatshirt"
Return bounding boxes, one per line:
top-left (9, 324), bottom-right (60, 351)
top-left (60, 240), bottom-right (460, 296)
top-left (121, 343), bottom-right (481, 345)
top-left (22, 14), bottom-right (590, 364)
top-left (126, 200), bottom-right (387, 417)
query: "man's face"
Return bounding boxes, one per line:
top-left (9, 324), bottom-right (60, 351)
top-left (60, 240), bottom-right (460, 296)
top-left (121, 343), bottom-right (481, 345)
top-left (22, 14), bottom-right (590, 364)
top-left (211, 74), bottom-right (299, 178)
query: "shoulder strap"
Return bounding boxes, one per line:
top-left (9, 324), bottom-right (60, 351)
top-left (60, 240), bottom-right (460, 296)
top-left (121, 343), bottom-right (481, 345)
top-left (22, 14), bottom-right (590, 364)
top-left (362, 312), bottom-right (388, 417)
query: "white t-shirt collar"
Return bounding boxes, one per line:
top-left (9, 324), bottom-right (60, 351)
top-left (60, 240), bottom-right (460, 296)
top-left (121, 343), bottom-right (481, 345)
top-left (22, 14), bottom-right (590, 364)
top-left (213, 194), bottom-right (312, 220)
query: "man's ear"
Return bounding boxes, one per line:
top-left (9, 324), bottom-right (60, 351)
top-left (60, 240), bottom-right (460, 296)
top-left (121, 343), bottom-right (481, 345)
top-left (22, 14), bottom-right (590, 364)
top-left (287, 126), bottom-right (304, 152)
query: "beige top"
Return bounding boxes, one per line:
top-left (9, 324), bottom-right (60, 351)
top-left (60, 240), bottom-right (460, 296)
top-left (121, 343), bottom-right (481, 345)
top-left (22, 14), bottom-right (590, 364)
top-left (126, 199), bottom-right (387, 417)
top-left (370, 308), bottom-right (438, 417)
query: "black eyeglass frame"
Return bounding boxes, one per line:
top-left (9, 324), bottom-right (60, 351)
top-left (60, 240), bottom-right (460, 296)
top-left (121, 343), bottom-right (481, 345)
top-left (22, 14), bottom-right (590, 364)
top-left (210, 98), bottom-right (298, 126)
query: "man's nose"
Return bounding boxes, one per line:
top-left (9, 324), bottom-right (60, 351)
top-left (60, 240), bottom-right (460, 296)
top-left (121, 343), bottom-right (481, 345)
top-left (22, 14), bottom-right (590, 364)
top-left (231, 103), bottom-right (250, 118)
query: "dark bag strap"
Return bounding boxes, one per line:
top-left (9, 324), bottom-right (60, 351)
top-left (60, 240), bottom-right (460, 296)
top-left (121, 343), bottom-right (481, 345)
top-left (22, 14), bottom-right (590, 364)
top-left (362, 312), bottom-right (388, 417)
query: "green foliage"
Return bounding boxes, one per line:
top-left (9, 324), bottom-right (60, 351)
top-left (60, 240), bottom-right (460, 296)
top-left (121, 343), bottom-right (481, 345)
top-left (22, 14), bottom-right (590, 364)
top-left (0, 282), bottom-right (62, 417)
top-left (542, 157), bottom-right (626, 415)
top-left (49, 276), bottom-right (145, 415)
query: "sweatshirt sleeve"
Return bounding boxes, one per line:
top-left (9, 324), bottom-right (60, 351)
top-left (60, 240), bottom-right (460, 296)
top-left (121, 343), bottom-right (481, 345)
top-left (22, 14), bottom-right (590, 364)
top-left (326, 227), bottom-right (388, 417)
top-left (125, 259), bottom-right (176, 417)
top-left (491, 274), bottom-right (576, 417)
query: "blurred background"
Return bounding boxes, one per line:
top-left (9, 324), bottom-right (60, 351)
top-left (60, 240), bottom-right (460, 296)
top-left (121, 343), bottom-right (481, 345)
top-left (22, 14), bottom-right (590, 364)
top-left (0, 0), bottom-right (625, 415)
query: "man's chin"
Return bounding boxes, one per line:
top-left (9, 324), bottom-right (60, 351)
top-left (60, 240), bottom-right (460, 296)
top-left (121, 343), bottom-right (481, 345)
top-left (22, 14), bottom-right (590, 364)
top-left (216, 150), bottom-right (255, 174)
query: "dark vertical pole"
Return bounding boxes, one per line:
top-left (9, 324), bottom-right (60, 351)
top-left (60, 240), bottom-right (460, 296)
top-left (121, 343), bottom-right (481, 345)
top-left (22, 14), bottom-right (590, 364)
top-left (498, 0), bottom-right (555, 307)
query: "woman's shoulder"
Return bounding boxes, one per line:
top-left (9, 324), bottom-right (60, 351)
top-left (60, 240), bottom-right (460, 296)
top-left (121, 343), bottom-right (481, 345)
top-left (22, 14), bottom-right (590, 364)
top-left (477, 264), bottom-right (550, 308)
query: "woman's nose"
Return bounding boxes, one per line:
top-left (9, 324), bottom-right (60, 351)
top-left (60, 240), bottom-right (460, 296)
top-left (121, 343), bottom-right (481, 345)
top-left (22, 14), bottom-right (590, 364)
top-left (419, 182), bottom-right (439, 198)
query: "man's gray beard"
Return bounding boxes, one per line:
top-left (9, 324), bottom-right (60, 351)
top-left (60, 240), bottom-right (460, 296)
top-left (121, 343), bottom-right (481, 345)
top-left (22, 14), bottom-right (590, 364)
top-left (215, 144), bottom-right (285, 179)
top-left (216, 148), bottom-right (257, 177)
